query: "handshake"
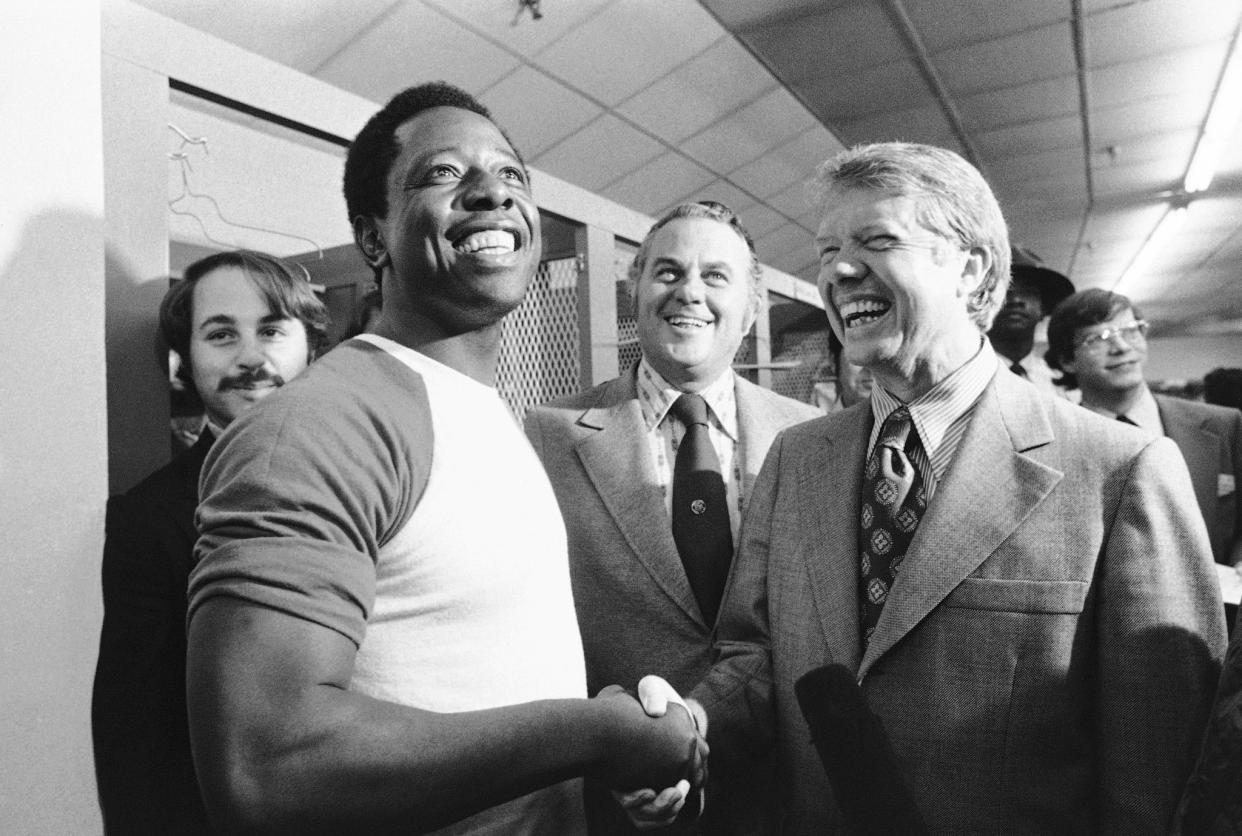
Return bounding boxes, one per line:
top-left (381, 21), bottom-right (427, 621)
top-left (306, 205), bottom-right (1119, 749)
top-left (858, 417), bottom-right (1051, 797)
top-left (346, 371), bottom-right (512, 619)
top-left (591, 675), bottom-right (709, 830)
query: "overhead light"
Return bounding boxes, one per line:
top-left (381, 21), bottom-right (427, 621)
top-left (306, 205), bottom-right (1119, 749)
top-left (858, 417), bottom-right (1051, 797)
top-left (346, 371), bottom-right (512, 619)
top-left (1184, 23), bottom-right (1242, 193)
top-left (1114, 203), bottom-right (1190, 295)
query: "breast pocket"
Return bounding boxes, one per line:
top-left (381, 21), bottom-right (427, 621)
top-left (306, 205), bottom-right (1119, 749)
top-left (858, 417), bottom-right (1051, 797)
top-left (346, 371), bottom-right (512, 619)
top-left (944, 577), bottom-right (1088, 614)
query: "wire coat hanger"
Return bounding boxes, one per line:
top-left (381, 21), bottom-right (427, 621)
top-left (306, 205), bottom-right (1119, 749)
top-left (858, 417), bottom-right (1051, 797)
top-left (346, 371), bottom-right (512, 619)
top-left (167, 123), bottom-right (323, 260)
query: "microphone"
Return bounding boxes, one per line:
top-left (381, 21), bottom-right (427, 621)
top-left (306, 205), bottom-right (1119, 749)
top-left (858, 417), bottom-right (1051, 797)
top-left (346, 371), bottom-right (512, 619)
top-left (794, 664), bottom-right (927, 835)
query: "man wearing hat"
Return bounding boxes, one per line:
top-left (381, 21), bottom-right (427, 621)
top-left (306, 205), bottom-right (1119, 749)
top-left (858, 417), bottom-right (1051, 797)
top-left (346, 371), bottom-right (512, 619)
top-left (987, 246), bottom-right (1075, 398)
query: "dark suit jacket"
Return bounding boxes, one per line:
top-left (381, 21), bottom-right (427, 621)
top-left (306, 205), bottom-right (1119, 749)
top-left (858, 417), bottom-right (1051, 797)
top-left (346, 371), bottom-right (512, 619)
top-left (91, 431), bottom-right (213, 835)
top-left (525, 368), bottom-right (819, 835)
top-left (1157, 394), bottom-right (1242, 564)
top-left (694, 370), bottom-right (1227, 834)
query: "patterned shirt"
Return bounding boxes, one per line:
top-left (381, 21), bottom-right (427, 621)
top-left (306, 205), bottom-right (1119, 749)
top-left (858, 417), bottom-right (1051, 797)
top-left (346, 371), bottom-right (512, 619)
top-left (636, 358), bottom-right (745, 539)
top-left (868, 339), bottom-right (999, 501)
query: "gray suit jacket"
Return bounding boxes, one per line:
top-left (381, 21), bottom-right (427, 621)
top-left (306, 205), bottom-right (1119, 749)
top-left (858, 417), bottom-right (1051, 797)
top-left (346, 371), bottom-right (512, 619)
top-left (525, 367), bottom-right (818, 834)
top-left (1157, 394), bottom-right (1242, 564)
top-left (694, 369), bottom-right (1227, 834)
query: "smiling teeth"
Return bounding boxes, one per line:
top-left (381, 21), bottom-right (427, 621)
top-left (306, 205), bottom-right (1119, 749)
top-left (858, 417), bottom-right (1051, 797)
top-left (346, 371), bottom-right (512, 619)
top-left (456, 230), bottom-right (516, 254)
top-left (667, 315), bottom-right (708, 328)
top-left (840, 299), bottom-right (890, 328)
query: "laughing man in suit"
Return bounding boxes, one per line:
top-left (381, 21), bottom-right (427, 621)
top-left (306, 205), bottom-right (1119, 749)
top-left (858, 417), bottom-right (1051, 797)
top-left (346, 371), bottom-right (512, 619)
top-left (684, 143), bottom-right (1226, 833)
top-left (91, 250), bottom-right (328, 834)
top-left (1046, 287), bottom-right (1242, 569)
top-left (525, 201), bottom-right (819, 833)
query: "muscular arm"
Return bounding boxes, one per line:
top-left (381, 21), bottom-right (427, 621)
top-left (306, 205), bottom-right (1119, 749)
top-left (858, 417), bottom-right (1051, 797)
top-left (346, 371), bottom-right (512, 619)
top-left (1095, 436), bottom-right (1227, 830)
top-left (188, 598), bottom-right (704, 834)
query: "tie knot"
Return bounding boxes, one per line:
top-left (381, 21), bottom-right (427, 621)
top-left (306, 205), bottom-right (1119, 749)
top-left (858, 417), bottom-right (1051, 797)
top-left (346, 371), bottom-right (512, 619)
top-left (878, 406), bottom-right (914, 449)
top-left (671, 393), bottom-right (710, 427)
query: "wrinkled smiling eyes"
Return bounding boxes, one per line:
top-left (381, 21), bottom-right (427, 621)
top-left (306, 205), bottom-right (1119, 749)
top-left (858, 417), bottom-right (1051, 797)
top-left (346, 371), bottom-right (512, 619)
top-left (1076, 320), bottom-right (1148, 352)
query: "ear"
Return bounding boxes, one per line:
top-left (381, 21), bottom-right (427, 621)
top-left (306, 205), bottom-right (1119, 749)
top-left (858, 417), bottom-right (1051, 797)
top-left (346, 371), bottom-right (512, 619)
top-left (743, 283), bottom-right (762, 333)
top-left (957, 246), bottom-right (991, 299)
top-left (353, 215), bottom-right (390, 270)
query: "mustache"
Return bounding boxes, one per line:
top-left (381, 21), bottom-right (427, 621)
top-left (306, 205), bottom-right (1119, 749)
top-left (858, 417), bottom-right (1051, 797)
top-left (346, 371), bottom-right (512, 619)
top-left (218, 371), bottom-right (286, 392)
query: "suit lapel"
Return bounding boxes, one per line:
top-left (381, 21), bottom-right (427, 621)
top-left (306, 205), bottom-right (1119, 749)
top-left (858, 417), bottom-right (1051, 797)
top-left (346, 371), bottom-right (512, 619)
top-left (801, 408), bottom-right (870, 672)
top-left (574, 374), bottom-right (703, 622)
top-left (860, 373), bottom-right (1063, 674)
top-left (734, 376), bottom-right (781, 497)
top-left (1157, 396), bottom-right (1216, 521)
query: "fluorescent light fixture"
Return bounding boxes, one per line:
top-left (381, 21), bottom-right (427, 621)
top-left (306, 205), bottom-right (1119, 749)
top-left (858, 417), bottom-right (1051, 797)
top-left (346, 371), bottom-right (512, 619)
top-left (1185, 24), bottom-right (1242, 193)
top-left (1115, 204), bottom-right (1190, 294)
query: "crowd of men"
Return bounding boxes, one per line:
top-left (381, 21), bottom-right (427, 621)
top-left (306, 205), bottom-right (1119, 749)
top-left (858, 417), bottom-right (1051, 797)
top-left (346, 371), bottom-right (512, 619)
top-left (92, 81), bottom-right (1241, 834)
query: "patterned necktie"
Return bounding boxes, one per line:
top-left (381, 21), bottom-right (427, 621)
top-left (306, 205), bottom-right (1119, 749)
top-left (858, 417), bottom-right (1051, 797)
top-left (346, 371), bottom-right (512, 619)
top-left (1009, 361), bottom-right (1028, 379)
top-left (670, 393), bottom-right (733, 625)
top-left (859, 407), bottom-right (927, 646)
top-left (1117, 414), bottom-right (1137, 426)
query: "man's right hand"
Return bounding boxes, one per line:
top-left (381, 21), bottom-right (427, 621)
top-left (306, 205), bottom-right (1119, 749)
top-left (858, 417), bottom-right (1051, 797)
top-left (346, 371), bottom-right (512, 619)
top-left (591, 683), bottom-right (708, 793)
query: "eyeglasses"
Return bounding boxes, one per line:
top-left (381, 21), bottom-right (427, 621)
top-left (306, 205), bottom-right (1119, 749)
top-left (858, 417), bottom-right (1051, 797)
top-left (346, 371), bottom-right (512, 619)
top-left (1075, 320), bottom-right (1148, 352)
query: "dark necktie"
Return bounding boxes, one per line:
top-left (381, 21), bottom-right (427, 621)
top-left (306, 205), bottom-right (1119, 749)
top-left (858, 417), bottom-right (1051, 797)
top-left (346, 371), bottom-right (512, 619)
top-left (1117, 414), bottom-right (1138, 426)
top-left (670, 393), bottom-right (733, 625)
top-left (858, 407), bottom-right (927, 647)
top-left (1009, 361), bottom-right (1028, 379)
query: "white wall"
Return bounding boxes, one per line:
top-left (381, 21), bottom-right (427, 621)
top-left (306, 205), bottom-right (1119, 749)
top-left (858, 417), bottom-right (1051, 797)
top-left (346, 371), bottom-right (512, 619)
top-left (0, 2), bottom-right (108, 832)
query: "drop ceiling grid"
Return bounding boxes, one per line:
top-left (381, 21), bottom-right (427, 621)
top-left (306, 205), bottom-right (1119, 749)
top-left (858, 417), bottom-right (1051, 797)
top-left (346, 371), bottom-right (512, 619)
top-left (531, 113), bottom-right (665, 192)
top-left (679, 85), bottom-right (820, 175)
top-left (479, 65), bottom-right (603, 158)
top-left (614, 37), bottom-right (779, 145)
top-left (315, 1), bottom-right (520, 101)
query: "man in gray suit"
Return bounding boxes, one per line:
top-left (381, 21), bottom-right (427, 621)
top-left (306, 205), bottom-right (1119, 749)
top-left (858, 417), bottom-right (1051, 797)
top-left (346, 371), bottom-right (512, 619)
top-left (1046, 287), bottom-right (1242, 569)
top-left (525, 200), bottom-right (819, 833)
top-left (680, 143), bottom-right (1226, 833)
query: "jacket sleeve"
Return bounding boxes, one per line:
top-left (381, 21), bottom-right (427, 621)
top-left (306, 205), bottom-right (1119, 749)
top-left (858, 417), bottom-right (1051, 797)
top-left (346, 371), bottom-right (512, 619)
top-left (1095, 435), bottom-right (1227, 831)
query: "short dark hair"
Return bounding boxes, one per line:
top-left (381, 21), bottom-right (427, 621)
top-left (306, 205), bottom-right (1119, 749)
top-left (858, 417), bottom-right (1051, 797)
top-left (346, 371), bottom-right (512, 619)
top-left (342, 81), bottom-right (524, 227)
top-left (1204, 367), bottom-right (1242, 411)
top-left (1044, 288), bottom-right (1140, 390)
top-left (159, 250), bottom-right (330, 389)
top-left (629, 200), bottom-right (764, 309)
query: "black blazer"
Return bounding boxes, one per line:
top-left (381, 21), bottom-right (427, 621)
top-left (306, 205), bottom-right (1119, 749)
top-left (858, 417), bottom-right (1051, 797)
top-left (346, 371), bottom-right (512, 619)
top-left (91, 430), bottom-right (213, 835)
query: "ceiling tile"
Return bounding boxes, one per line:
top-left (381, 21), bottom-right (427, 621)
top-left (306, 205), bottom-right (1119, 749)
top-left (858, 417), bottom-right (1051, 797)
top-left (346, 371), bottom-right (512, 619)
top-left (132, 0), bottom-right (398, 72)
top-left (974, 113), bottom-right (1081, 158)
top-left (936, 22), bottom-right (1075, 96)
top-left (680, 85), bottom-right (819, 174)
top-left (735, 203), bottom-right (788, 239)
top-left (533, 0), bottom-right (723, 107)
top-left (616, 37), bottom-right (777, 144)
top-left (1091, 92), bottom-right (1210, 147)
top-left (1093, 159), bottom-right (1186, 198)
top-left (599, 151), bottom-right (716, 215)
top-left (736, 2), bottom-right (905, 84)
top-left (699, 0), bottom-right (841, 30)
top-left (755, 223), bottom-right (816, 271)
top-left (419, 0), bottom-right (615, 57)
top-left (796, 60), bottom-right (935, 123)
top-left (764, 179), bottom-right (816, 220)
top-left (1089, 42), bottom-right (1227, 110)
top-left (1086, 0), bottom-right (1242, 65)
top-left (905, 0), bottom-right (1068, 52)
top-left (835, 103), bottom-right (957, 147)
top-left (957, 75), bottom-right (1079, 132)
top-left (316, 2), bottom-right (520, 100)
top-left (693, 179), bottom-right (760, 213)
top-left (479, 66), bottom-right (603, 158)
top-left (728, 127), bottom-right (844, 200)
top-left (532, 113), bottom-right (663, 191)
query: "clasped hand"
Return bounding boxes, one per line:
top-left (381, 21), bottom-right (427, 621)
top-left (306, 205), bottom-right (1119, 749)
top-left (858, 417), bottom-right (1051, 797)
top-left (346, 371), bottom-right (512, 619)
top-left (594, 675), bottom-right (709, 830)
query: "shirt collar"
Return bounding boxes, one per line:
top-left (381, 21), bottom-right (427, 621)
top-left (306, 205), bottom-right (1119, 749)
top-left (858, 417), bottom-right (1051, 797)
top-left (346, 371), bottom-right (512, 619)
top-left (869, 338), bottom-right (998, 456)
top-left (1083, 384), bottom-right (1162, 433)
top-left (637, 357), bottom-right (738, 439)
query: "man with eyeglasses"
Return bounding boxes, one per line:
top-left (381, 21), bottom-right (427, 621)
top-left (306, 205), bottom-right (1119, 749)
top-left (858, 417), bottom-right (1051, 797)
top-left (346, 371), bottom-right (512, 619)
top-left (1047, 288), bottom-right (1242, 569)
